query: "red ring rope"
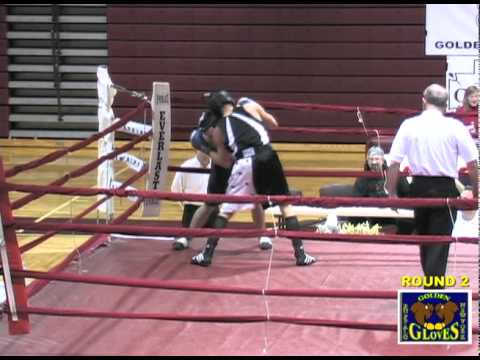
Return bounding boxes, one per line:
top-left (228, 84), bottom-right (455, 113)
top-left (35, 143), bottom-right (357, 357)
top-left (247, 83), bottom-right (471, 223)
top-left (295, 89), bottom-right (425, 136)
top-left (5, 101), bottom-right (147, 178)
top-left (9, 269), bottom-right (479, 301)
top-left (11, 220), bottom-right (478, 245)
top-left (6, 182), bottom-right (477, 210)
top-left (18, 168), bottom-right (147, 254)
top-left (6, 306), bottom-right (404, 332)
top-left (10, 132), bottom-right (151, 210)
top-left (167, 166), bottom-right (470, 178)
top-left (172, 125), bottom-right (398, 136)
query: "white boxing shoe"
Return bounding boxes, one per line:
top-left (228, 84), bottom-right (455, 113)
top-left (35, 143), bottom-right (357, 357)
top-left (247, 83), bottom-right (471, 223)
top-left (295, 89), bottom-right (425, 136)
top-left (259, 236), bottom-right (273, 250)
top-left (173, 237), bottom-right (190, 251)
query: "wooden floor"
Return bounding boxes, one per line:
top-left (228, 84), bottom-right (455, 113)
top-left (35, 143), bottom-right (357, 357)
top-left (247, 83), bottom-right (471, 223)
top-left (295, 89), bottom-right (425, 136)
top-left (0, 138), bottom-right (365, 274)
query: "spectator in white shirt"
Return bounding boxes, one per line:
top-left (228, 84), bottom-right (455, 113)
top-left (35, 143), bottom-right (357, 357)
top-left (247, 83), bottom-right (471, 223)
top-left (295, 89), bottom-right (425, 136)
top-left (171, 151), bottom-right (214, 250)
top-left (386, 84), bottom-right (478, 289)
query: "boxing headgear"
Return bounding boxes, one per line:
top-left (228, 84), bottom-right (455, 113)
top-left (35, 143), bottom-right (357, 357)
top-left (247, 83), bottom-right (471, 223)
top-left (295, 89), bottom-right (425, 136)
top-left (205, 90), bottom-right (235, 118)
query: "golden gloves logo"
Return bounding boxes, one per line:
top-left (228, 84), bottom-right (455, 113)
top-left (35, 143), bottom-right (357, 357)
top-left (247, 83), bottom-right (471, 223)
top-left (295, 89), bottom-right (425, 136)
top-left (398, 290), bottom-right (471, 344)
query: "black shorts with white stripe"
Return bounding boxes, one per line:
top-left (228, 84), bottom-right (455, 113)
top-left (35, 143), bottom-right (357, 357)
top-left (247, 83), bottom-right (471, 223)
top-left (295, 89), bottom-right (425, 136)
top-left (252, 146), bottom-right (290, 208)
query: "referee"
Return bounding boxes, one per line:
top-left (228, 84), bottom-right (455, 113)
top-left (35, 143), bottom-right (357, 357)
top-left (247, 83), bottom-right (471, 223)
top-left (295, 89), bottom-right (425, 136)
top-left (386, 84), bottom-right (478, 289)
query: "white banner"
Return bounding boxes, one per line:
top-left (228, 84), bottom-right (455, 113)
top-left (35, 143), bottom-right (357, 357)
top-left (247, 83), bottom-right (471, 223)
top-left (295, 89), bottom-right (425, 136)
top-left (142, 82), bottom-right (171, 217)
top-left (116, 153), bottom-right (145, 173)
top-left (119, 121), bottom-right (152, 136)
top-left (426, 4), bottom-right (480, 56)
top-left (97, 65), bottom-right (117, 214)
top-left (446, 56), bottom-right (479, 111)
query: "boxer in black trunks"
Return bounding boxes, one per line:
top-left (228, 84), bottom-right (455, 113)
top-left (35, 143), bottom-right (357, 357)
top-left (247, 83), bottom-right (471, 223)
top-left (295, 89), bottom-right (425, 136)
top-left (190, 90), bottom-right (316, 267)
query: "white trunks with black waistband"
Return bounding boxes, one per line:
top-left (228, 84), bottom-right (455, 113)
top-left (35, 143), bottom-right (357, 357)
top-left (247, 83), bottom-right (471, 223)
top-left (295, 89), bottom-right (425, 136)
top-left (220, 157), bottom-right (256, 214)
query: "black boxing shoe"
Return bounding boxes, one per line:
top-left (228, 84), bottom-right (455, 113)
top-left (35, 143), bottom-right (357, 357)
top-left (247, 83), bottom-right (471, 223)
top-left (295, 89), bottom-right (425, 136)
top-left (191, 251), bottom-right (212, 267)
top-left (294, 244), bottom-right (316, 266)
top-left (191, 240), bottom-right (217, 267)
top-left (295, 252), bottom-right (316, 266)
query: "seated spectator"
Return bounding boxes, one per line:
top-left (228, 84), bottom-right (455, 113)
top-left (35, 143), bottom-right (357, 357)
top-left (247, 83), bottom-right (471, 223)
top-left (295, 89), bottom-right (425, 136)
top-left (454, 85), bottom-right (479, 186)
top-left (351, 146), bottom-right (413, 234)
top-left (171, 150), bottom-right (216, 250)
top-left (455, 85), bottom-right (479, 138)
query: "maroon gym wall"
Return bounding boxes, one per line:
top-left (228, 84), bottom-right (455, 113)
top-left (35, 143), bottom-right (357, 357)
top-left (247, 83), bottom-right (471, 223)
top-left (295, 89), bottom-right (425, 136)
top-left (0, 6), bottom-right (9, 137)
top-left (107, 4), bottom-right (445, 143)
top-left (0, 5), bottom-right (447, 141)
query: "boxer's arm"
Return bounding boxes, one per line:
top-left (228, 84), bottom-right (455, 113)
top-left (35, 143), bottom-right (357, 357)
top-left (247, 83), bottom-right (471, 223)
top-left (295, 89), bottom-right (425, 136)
top-left (243, 102), bottom-right (279, 128)
top-left (256, 105), bottom-right (278, 128)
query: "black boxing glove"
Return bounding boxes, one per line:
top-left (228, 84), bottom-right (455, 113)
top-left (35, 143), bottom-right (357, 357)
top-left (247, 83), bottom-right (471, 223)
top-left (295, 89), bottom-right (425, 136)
top-left (190, 128), bottom-right (213, 154)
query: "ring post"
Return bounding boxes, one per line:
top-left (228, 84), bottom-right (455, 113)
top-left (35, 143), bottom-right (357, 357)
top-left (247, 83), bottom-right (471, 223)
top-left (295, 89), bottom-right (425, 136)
top-left (142, 82), bottom-right (171, 217)
top-left (96, 65), bottom-right (116, 222)
top-left (0, 157), bottom-right (30, 334)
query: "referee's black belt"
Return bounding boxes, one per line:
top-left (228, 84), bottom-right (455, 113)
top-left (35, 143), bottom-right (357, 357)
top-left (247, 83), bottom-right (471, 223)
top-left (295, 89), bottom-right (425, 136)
top-left (235, 144), bottom-right (272, 160)
top-left (411, 175), bottom-right (455, 184)
top-left (412, 175), bottom-right (454, 180)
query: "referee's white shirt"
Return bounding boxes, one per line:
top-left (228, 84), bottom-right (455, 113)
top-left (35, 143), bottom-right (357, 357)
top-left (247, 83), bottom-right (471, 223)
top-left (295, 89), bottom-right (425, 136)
top-left (171, 156), bottom-right (211, 206)
top-left (389, 108), bottom-right (478, 178)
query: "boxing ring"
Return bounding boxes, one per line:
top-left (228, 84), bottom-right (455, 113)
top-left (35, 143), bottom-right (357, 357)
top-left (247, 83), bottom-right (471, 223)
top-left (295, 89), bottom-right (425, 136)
top-left (0, 71), bottom-right (478, 355)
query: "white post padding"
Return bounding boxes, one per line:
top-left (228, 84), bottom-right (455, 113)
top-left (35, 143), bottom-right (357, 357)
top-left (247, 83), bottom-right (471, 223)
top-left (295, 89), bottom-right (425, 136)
top-left (97, 65), bottom-right (116, 215)
top-left (142, 82), bottom-right (171, 217)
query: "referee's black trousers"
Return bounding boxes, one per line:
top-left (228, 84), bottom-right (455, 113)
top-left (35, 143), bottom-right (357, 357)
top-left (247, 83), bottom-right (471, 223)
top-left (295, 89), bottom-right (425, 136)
top-left (410, 176), bottom-right (459, 286)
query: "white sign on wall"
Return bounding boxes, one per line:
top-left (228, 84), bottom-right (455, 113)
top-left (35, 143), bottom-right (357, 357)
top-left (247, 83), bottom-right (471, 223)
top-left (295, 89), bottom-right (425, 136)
top-left (426, 4), bottom-right (479, 56)
top-left (446, 56), bottom-right (479, 111)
